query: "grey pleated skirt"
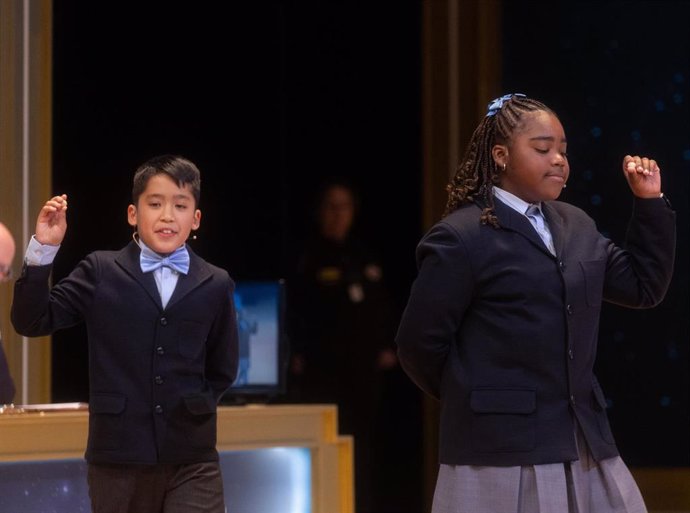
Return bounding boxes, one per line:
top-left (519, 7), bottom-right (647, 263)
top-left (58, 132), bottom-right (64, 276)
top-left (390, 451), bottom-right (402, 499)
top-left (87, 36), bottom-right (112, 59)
top-left (432, 426), bottom-right (647, 513)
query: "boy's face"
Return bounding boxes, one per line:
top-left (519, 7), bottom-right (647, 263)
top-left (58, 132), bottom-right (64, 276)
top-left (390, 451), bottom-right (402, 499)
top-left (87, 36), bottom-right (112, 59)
top-left (127, 173), bottom-right (201, 255)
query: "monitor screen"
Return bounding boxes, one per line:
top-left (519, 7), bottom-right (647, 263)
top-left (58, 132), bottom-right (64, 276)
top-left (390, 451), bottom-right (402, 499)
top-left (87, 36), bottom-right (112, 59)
top-left (223, 280), bottom-right (287, 402)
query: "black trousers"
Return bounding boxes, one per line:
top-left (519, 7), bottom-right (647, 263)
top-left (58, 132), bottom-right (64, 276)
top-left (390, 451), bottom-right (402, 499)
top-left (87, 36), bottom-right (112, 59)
top-left (87, 461), bottom-right (225, 513)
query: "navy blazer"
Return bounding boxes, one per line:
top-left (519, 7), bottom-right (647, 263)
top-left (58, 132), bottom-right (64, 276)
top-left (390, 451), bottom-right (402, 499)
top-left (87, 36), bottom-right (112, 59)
top-left (396, 196), bottom-right (675, 466)
top-left (11, 241), bottom-right (239, 465)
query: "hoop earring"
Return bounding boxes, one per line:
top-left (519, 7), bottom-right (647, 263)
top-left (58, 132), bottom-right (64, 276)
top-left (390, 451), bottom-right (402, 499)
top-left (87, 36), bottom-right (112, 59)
top-left (503, 163), bottom-right (506, 172)
top-left (132, 231), bottom-right (141, 248)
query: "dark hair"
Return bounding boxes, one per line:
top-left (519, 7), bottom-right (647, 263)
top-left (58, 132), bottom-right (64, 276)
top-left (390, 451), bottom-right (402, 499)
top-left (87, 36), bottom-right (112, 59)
top-left (444, 95), bottom-right (555, 226)
top-left (132, 154), bottom-right (201, 207)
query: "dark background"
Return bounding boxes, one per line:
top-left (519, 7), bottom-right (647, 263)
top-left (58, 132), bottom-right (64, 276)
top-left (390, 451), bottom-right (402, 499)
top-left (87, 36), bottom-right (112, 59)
top-left (49, 1), bottom-right (688, 508)
top-left (50, 1), bottom-right (422, 399)
top-left (501, 0), bottom-right (689, 466)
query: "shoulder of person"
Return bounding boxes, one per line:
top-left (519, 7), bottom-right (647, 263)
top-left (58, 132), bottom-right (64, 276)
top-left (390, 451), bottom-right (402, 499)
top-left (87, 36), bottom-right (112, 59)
top-left (416, 204), bottom-right (483, 259)
top-left (83, 248), bottom-right (123, 265)
top-left (547, 199), bottom-right (586, 215)
top-left (546, 200), bottom-right (596, 227)
top-left (433, 203), bottom-right (484, 239)
top-left (190, 252), bottom-right (233, 282)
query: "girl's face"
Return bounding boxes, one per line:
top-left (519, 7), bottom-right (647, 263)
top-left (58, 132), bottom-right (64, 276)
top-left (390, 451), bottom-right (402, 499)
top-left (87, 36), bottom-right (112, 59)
top-left (494, 110), bottom-right (569, 204)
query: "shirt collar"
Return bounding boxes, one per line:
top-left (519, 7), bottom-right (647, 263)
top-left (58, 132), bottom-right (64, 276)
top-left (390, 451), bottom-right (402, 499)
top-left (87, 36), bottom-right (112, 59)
top-left (493, 186), bottom-right (542, 216)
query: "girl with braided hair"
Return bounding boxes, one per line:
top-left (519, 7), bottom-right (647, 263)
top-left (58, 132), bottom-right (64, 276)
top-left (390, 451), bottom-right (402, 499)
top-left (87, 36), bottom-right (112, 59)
top-left (396, 93), bottom-right (675, 512)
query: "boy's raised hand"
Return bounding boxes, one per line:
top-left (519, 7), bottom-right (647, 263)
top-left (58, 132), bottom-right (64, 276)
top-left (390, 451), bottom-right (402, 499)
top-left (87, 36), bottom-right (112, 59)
top-left (36, 194), bottom-right (68, 245)
top-left (623, 155), bottom-right (662, 199)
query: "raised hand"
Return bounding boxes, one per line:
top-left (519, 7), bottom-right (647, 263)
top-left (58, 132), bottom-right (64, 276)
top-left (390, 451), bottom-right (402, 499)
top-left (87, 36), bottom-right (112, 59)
top-left (623, 155), bottom-right (662, 199)
top-left (36, 194), bottom-right (68, 245)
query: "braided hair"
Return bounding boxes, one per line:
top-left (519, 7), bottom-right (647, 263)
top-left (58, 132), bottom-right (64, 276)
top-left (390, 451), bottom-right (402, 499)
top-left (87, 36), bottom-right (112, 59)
top-left (443, 94), bottom-right (555, 227)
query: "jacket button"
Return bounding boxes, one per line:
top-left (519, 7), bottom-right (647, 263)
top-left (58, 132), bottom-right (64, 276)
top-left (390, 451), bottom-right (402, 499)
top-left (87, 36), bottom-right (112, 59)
top-left (559, 261), bottom-right (566, 271)
top-left (155, 375), bottom-right (164, 385)
top-left (156, 346), bottom-right (165, 355)
top-left (570, 395), bottom-right (575, 403)
top-left (568, 349), bottom-right (574, 359)
top-left (566, 304), bottom-right (573, 314)
top-left (155, 405), bottom-right (163, 414)
top-left (160, 317), bottom-right (168, 326)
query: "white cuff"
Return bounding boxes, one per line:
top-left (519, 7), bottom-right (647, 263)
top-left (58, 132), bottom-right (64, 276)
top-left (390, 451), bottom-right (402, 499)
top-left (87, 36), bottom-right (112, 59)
top-left (25, 235), bottom-right (60, 266)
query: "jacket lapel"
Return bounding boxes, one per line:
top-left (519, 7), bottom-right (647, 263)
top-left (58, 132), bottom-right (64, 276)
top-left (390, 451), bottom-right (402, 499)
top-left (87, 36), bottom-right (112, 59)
top-left (165, 246), bottom-right (213, 310)
top-left (115, 241), bottom-right (163, 309)
top-left (542, 202), bottom-right (565, 257)
top-left (493, 197), bottom-right (554, 257)
top-left (115, 242), bottom-right (213, 311)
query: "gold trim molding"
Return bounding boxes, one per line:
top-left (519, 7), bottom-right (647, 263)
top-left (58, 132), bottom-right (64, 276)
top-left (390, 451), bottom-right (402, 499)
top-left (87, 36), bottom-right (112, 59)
top-left (0, 0), bottom-right (53, 404)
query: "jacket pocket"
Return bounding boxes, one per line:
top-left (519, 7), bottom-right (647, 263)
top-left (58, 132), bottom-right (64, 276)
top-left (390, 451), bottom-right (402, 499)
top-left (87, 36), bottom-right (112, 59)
top-left (183, 393), bottom-right (216, 415)
top-left (471, 388), bottom-right (536, 414)
top-left (181, 393), bottom-right (217, 449)
top-left (88, 393), bottom-right (126, 451)
top-left (470, 388), bottom-right (536, 452)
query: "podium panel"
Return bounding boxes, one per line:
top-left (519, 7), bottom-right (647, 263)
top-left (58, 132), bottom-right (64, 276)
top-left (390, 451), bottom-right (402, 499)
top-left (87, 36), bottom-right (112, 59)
top-left (0, 404), bottom-right (353, 513)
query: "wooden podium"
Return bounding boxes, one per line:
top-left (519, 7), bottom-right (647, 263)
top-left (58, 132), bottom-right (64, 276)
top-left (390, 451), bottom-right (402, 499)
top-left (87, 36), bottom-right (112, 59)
top-left (0, 403), bottom-right (354, 513)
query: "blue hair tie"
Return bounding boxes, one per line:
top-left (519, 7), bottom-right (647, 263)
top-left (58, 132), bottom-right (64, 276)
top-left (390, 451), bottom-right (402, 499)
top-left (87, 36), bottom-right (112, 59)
top-left (486, 93), bottom-right (526, 117)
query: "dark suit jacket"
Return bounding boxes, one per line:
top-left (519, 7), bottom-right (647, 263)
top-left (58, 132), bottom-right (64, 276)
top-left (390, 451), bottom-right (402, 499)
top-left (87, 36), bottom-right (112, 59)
top-left (11, 241), bottom-right (239, 465)
top-left (396, 196), bottom-right (675, 466)
top-left (0, 335), bottom-right (15, 404)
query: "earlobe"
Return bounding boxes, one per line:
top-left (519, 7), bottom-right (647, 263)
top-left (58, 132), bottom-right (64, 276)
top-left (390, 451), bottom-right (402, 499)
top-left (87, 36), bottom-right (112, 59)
top-left (127, 205), bottom-right (137, 227)
top-left (492, 144), bottom-right (508, 170)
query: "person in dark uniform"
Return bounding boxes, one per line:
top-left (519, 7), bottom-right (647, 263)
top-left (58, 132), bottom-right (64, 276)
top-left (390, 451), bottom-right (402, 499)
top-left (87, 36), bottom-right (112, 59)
top-left (396, 94), bottom-right (675, 513)
top-left (287, 178), bottom-right (399, 513)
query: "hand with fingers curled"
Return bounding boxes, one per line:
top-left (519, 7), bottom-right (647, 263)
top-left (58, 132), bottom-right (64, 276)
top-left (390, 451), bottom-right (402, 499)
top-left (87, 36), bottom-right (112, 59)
top-left (35, 194), bottom-right (69, 246)
top-left (622, 154), bottom-right (663, 199)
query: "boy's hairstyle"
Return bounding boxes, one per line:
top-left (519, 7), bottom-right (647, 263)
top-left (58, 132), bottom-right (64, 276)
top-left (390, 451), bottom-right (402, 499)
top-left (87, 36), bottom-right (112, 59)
top-left (132, 154), bottom-right (201, 207)
top-left (444, 94), bottom-right (555, 227)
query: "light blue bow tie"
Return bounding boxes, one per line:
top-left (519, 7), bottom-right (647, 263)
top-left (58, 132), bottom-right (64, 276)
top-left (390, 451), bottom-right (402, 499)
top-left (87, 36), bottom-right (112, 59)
top-left (140, 245), bottom-right (190, 275)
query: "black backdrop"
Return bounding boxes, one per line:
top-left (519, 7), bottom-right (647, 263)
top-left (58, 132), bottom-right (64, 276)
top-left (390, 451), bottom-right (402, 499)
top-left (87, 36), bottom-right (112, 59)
top-left (503, 0), bottom-right (690, 466)
top-left (50, 0), bottom-right (688, 478)
top-left (50, 2), bottom-right (422, 402)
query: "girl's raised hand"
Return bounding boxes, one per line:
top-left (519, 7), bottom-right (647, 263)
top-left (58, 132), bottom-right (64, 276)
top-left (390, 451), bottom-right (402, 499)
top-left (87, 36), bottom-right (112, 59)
top-left (36, 194), bottom-right (68, 245)
top-left (622, 155), bottom-right (662, 199)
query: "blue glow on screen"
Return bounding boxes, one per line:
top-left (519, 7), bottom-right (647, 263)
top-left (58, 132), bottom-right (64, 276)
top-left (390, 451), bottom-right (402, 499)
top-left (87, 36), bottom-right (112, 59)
top-left (0, 459), bottom-right (90, 513)
top-left (0, 447), bottom-right (311, 513)
top-left (232, 282), bottom-right (282, 388)
top-left (220, 447), bottom-right (311, 513)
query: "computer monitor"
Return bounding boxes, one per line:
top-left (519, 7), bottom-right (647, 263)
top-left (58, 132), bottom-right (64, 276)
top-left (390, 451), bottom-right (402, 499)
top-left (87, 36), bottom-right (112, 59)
top-left (222, 280), bottom-right (288, 403)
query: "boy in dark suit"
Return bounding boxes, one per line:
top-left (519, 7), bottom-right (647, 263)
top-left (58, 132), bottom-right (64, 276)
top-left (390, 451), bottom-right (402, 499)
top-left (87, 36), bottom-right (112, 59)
top-left (11, 155), bottom-right (239, 513)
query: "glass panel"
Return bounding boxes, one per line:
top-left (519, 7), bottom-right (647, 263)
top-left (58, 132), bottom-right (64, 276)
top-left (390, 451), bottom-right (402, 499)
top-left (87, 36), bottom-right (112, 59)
top-left (0, 447), bottom-right (311, 513)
